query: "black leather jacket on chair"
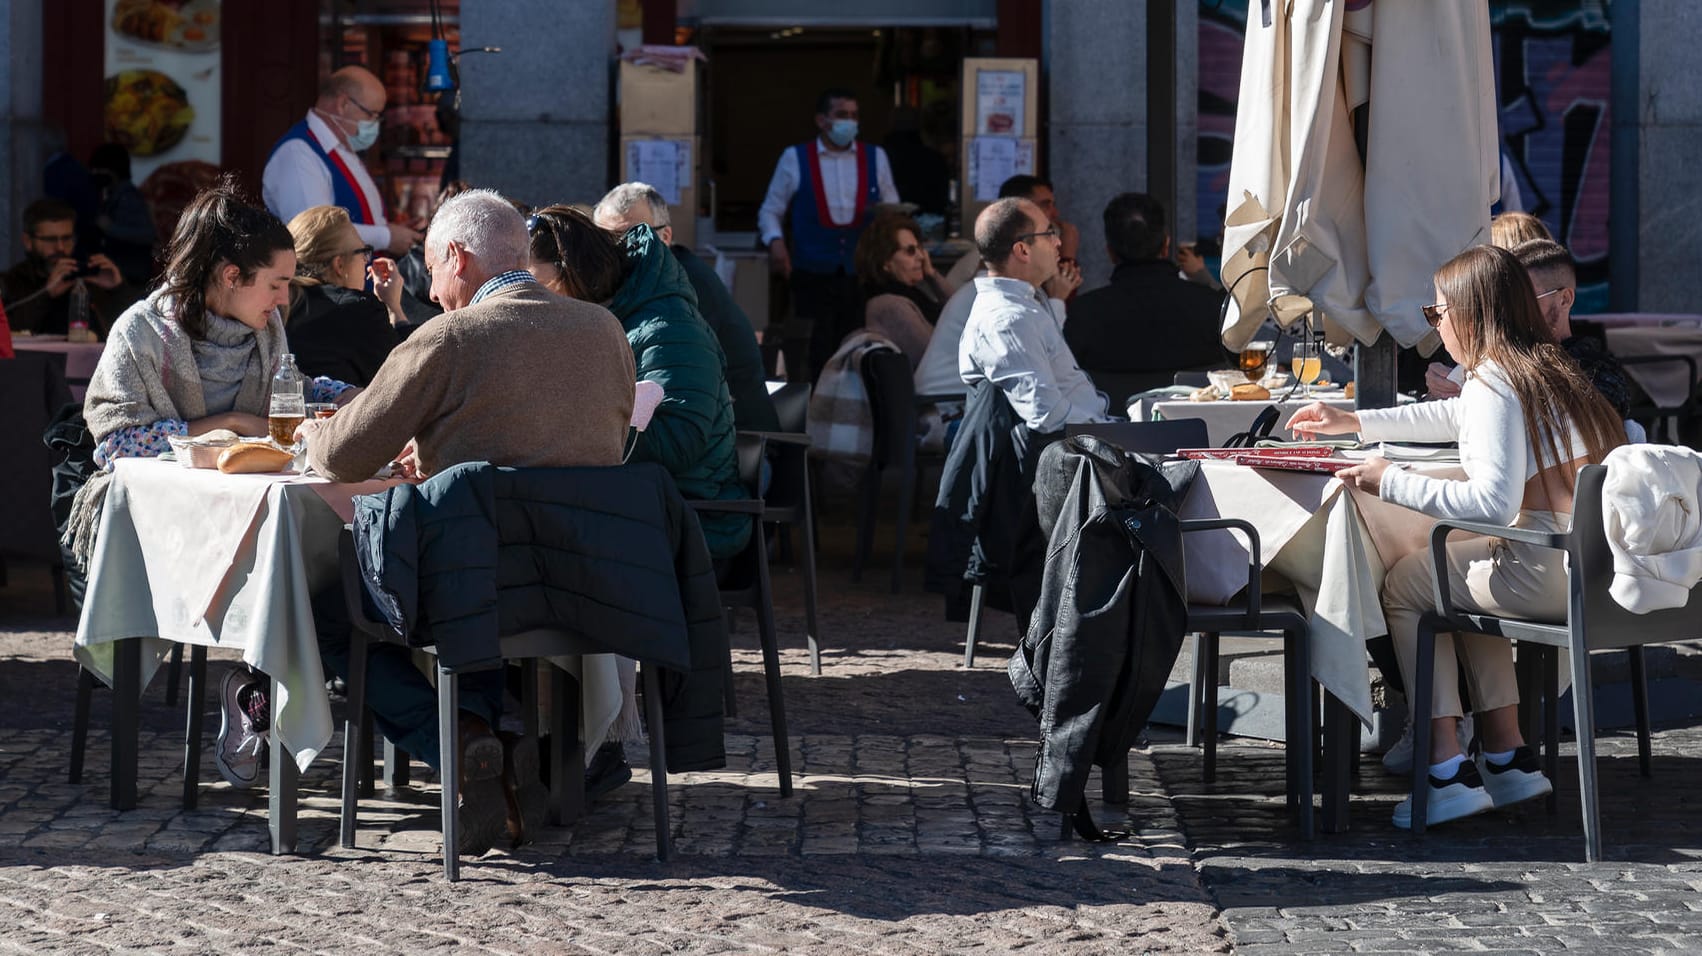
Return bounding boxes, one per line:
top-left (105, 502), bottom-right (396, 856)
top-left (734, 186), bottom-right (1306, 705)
top-left (1010, 436), bottom-right (1198, 827)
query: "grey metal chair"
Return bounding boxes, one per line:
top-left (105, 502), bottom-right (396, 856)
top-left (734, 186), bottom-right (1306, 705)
top-left (1408, 464), bottom-right (1694, 860)
top-left (854, 349), bottom-right (956, 593)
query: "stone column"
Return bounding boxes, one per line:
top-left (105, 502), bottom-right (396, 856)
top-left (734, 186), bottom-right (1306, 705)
top-left (458, 2), bottom-right (615, 210)
top-left (1612, 0), bottom-right (1702, 312)
top-left (1, 1), bottom-right (45, 265)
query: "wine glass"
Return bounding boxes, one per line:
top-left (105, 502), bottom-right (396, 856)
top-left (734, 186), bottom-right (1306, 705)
top-left (1290, 321), bottom-right (1323, 398)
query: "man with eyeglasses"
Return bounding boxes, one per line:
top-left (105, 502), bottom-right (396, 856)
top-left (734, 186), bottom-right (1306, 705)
top-left (1, 198), bottom-right (134, 335)
top-left (1424, 239), bottom-right (1630, 419)
top-left (263, 66), bottom-right (422, 259)
top-left (959, 197), bottom-right (1112, 433)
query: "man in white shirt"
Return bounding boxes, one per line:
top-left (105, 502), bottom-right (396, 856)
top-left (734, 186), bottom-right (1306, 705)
top-left (757, 87), bottom-right (900, 379)
top-left (959, 198), bottom-right (1111, 433)
top-left (262, 66), bottom-right (421, 257)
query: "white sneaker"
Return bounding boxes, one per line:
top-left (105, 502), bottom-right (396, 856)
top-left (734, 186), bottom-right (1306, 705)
top-left (215, 669), bottom-right (268, 789)
top-left (1475, 746), bottom-right (1553, 808)
top-left (1381, 713), bottom-right (1475, 776)
top-left (1392, 758), bottom-right (1497, 830)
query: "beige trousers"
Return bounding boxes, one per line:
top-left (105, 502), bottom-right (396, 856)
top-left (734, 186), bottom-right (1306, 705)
top-left (1381, 512), bottom-right (1570, 720)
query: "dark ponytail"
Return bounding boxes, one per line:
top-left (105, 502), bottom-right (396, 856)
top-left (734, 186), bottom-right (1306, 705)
top-left (526, 204), bottom-right (625, 303)
top-left (158, 174), bottom-right (295, 339)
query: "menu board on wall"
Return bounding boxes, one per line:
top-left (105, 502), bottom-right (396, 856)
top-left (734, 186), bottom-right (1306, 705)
top-left (104, 0), bottom-right (222, 183)
top-left (975, 70), bottom-right (1027, 137)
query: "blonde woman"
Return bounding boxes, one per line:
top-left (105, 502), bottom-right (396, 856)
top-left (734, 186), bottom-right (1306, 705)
top-left (284, 205), bottom-right (408, 386)
top-left (1290, 244), bottom-right (1625, 830)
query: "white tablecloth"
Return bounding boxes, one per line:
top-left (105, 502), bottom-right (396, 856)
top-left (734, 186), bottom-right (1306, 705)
top-left (1180, 460), bottom-right (1440, 726)
top-left (1136, 390), bottom-right (1356, 447)
top-left (75, 458), bottom-right (401, 771)
top-left (1605, 325), bottom-right (1702, 408)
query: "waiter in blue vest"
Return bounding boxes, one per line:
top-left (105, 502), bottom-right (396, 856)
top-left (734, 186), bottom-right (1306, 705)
top-left (758, 87), bottom-right (900, 379)
top-left (262, 66), bottom-right (422, 258)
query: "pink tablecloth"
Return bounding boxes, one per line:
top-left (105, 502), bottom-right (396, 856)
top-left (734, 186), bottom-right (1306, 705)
top-left (13, 336), bottom-right (105, 399)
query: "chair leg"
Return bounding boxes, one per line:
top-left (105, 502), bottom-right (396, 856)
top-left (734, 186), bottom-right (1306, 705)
top-left (1201, 633), bottom-right (1220, 784)
top-left (1568, 645), bottom-right (1602, 863)
top-left (1628, 646), bottom-right (1653, 778)
top-left (358, 710), bottom-right (376, 797)
top-left (641, 663), bottom-right (672, 861)
top-left (1410, 621), bottom-right (1436, 836)
top-left (384, 741), bottom-right (411, 789)
top-left (1288, 630), bottom-right (1315, 840)
top-left (754, 533), bottom-right (793, 798)
top-left (851, 464), bottom-right (880, 582)
top-left (1543, 647), bottom-right (1560, 815)
top-left (963, 584), bottom-right (985, 668)
top-left (438, 666), bottom-right (461, 882)
top-left (548, 661), bottom-right (586, 827)
top-left (890, 452), bottom-right (916, 595)
top-left (800, 497), bottom-right (822, 676)
top-left (341, 630), bottom-right (369, 849)
top-left (1320, 692), bottom-right (1352, 835)
top-left (267, 674), bottom-right (298, 856)
top-left (70, 667), bottom-right (95, 784)
top-left (181, 646), bottom-right (207, 810)
top-left (111, 639), bottom-right (141, 811)
top-left (163, 642), bottom-right (184, 708)
top-left (1185, 634), bottom-right (1205, 749)
top-left (722, 619), bottom-right (739, 719)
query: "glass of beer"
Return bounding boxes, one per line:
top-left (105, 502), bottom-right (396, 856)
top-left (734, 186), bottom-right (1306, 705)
top-left (1238, 341), bottom-right (1272, 383)
top-left (269, 411), bottom-right (305, 446)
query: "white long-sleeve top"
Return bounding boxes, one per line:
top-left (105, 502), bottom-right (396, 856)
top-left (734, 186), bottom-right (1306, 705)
top-left (756, 138), bottom-right (900, 247)
top-left (262, 111), bottom-right (394, 250)
top-left (1358, 360), bottom-right (1587, 524)
top-left (959, 276), bottom-right (1108, 433)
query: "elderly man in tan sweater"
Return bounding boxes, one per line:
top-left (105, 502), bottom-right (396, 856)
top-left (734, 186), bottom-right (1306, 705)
top-left (296, 188), bottom-right (635, 855)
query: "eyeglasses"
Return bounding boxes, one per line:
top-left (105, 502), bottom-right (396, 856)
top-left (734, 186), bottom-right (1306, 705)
top-left (1421, 303), bottom-right (1451, 328)
top-left (897, 244), bottom-right (921, 256)
top-left (342, 244), bottom-right (374, 260)
top-left (1013, 226), bottom-right (1062, 245)
top-left (1535, 287), bottom-right (1565, 301)
top-left (346, 93), bottom-right (383, 120)
top-left (29, 232), bottom-right (76, 247)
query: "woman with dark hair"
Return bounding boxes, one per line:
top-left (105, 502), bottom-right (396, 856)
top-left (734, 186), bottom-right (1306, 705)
top-left (69, 178), bottom-right (358, 789)
top-left (1290, 244), bottom-right (1626, 830)
top-left (284, 204), bottom-right (406, 386)
top-left (855, 211), bottom-right (956, 368)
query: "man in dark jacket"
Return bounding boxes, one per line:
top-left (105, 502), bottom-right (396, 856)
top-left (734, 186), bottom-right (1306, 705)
top-left (1, 199), bottom-right (138, 335)
top-left (1064, 193), bottom-right (1228, 401)
top-left (594, 182), bottom-right (781, 433)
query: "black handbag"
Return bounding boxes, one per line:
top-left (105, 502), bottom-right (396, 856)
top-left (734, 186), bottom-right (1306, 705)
top-left (1223, 404), bottom-right (1281, 448)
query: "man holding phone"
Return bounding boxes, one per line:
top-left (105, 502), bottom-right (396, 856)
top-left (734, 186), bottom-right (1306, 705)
top-left (1, 198), bottom-right (136, 336)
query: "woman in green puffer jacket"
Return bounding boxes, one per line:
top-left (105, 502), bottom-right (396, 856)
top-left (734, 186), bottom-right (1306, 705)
top-left (526, 206), bottom-right (749, 559)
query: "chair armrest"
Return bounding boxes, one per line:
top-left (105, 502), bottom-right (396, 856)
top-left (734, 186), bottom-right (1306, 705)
top-left (739, 429), bottom-right (813, 448)
top-left (1427, 518), bottom-right (1570, 617)
top-left (686, 498), bottom-right (767, 516)
top-left (1179, 517), bottom-right (1263, 624)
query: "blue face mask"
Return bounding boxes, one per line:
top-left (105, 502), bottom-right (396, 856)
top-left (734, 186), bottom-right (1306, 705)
top-left (826, 119), bottom-right (858, 148)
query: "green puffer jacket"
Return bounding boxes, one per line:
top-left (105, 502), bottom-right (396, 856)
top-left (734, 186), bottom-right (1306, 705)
top-left (609, 224), bottom-right (750, 559)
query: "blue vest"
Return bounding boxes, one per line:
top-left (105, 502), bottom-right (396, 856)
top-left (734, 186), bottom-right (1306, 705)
top-left (787, 140), bottom-right (880, 275)
top-left (267, 119), bottom-right (378, 226)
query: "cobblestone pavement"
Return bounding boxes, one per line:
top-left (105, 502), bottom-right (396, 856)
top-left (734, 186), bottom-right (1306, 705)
top-left (6, 512), bottom-right (1702, 954)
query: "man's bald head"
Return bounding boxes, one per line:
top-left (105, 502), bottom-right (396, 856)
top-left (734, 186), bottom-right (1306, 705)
top-left (314, 67), bottom-right (387, 150)
top-left (974, 197), bottom-right (1059, 288)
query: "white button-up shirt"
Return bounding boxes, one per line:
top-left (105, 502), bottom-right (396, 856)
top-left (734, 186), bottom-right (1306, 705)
top-left (757, 137), bottom-right (900, 247)
top-left (262, 111), bottom-right (393, 250)
top-left (960, 275), bottom-right (1110, 433)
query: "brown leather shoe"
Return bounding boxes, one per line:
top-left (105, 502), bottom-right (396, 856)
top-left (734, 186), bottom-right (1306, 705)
top-left (500, 733), bottom-right (549, 849)
top-left (455, 714), bottom-right (505, 856)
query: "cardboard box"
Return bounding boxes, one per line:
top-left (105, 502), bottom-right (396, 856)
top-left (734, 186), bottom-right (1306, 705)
top-left (619, 59), bottom-right (700, 136)
top-left (619, 135), bottom-right (700, 247)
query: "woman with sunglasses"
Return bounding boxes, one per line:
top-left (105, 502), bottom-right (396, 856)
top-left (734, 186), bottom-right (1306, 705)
top-left (283, 205), bottom-right (409, 386)
top-left (1288, 244), bottom-right (1626, 830)
top-left (854, 211), bottom-right (959, 369)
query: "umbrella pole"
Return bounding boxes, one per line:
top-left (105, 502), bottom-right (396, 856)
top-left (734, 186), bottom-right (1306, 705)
top-left (1354, 334), bottom-right (1400, 410)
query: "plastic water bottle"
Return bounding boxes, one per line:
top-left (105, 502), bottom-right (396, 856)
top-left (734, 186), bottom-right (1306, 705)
top-left (68, 280), bottom-right (93, 342)
top-left (269, 354), bottom-right (306, 445)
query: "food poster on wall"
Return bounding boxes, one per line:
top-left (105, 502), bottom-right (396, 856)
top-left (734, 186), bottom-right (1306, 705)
top-left (974, 70), bottom-right (1026, 137)
top-left (104, 0), bottom-right (222, 184)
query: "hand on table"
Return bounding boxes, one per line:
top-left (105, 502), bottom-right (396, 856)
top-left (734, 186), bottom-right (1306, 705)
top-left (1337, 456), bottom-right (1392, 496)
top-left (190, 411), bottom-right (269, 438)
top-left (292, 418), bottom-right (323, 447)
top-left (1424, 362), bottom-right (1462, 399)
top-left (1286, 402), bottom-right (1360, 436)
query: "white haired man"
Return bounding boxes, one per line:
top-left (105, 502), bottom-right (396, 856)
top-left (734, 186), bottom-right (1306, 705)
top-left (297, 188), bottom-right (637, 854)
top-left (593, 183), bottom-right (779, 431)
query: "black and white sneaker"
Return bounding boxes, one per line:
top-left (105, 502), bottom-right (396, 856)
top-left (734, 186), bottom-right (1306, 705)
top-left (1475, 746), bottom-right (1553, 808)
top-left (1392, 758), bottom-right (1496, 830)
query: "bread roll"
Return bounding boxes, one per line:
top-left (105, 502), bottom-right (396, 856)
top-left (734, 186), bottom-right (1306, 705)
top-left (1230, 383), bottom-right (1271, 401)
top-left (1343, 381), bottom-right (1356, 399)
top-left (217, 443), bottom-right (295, 474)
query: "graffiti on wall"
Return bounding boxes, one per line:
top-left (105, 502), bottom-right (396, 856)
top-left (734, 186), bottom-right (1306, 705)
top-left (1195, 1), bottom-right (1614, 310)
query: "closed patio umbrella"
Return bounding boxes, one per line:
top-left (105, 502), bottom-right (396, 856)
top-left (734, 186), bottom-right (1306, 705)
top-left (1219, 0), bottom-right (1499, 354)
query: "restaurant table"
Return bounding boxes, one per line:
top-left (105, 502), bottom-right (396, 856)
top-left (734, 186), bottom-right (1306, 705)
top-left (74, 456), bottom-right (402, 851)
top-left (1586, 312), bottom-right (1702, 329)
top-left (1136, 387), bottom-right (1357, 447)
top-left (12, 334), bottom-right (104, 400)
top-left (1604, 324), bottom-right (1702, 408)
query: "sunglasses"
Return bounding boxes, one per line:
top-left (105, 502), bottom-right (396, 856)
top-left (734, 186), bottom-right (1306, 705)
top-left (342, 244), bottom-right (375, 260)
top-left (1421, 303), bottom-right (1451, 328)
top-left (897, 244), bottom-right (921, 256)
